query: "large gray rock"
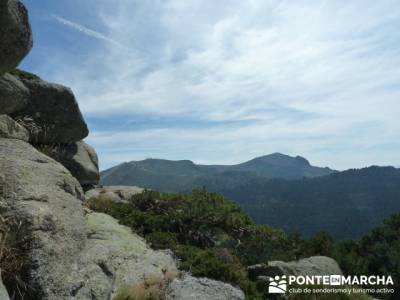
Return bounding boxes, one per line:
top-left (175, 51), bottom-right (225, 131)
top-left (0, 0), bottom-right (33, 74)
top-left (266, 256), bottom-right (343, 277)
top-left (13, 76), bottom-right (88, 143)
top-left (79, 211), bottom-right (178, 299)
top-left (85, 185), bottom-right (144, 203)
top-left (47, 141), bottom-right (99, 187)
top-left (0, 114), bottom-right (29, 141)
top-left (166, 274), bottom-right (245, 300)
top-left (0, 138), bottom-right (87, 299)
top-left (0, 138), bottom-right (180, 299)
top-left (0, 73), bottom-right (29, 114)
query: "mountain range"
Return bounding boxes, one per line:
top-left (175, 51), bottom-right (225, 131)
top-left (101, 153), bottom-right (335, 189)
top-left (101, 153), bottom-right (400, 239)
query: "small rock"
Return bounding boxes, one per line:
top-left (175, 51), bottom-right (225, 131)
top-left (267, 256), bottom-right (343, 277)
top-left (247, 263), bottom-right (269, 281)
top-left (256, 275), bottom-right (270, 283)
top-left (85, 185), bottom-right (144, 203)
top-left (166, 274), bottom-right (245, 300)
top-left (0, 0), bottom-right (33, 74)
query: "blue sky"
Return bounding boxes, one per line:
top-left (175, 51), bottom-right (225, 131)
top-left (20, 0), bottom-right (400, 170)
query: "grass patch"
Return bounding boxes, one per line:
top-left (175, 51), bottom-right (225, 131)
top-left (0, 212), bottom-right (27, 299)
top-left (9, 69), bottom-right (40, 80)
top-left (113, 271), bottom-right (178, 300)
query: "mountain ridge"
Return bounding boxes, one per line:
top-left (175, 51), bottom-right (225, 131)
top-left (101, 152), bottom-right (336, 187)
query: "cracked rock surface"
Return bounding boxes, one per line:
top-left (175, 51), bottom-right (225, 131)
top-left (0, 138), bottom-right (86, 299)
top-left (0, 138), bottom-right (179, 299)
top-left (0, 114), bottom-right (29, 141)
top-left (79, 211), bottom-right (178, 299)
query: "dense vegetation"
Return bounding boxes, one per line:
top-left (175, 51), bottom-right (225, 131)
top-left (333, 213), bottom-right (400, 299)
top-left (103, 162), bottom-right (400, 239)
top-left (199, 166), bottom-right (400, 239)
top-left (86, 188), bottom-right (297, 299)
top-left (85, 188), bottom-right (399, 299)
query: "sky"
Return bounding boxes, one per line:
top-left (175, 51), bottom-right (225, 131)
top-left (20, 0), bottom-right (400, 170)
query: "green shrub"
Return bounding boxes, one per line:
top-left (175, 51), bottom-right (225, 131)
top-left (332, 214), bottom-right (400, 300)
top-left (85, 196), bottom-right (118, 215)
top-left (86, 188), bottom-right (335, 299)
top-left (305, 231), bottom-right (334, 256)
top-left (175, 245), bottom-right (245, 283)
top-left (146, 231), bottom-right (178, 250)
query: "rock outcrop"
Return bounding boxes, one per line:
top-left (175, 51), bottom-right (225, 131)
top-left (0, 0), bottom-right (33, 74)
top-left (166, 274), bottom-right (245, 300)
top-left (13, 75), bottom-right (89, 144)
top-left (0, 138), bottom-right (87, 299)
top-left (47, 141), bottom-right (99, 189)
top-left (85, 185), bottom-right (144, 203)
top-left (0, 73), bottom-right (29, 114)
top-left (0, 114), bottom-right (29, 141)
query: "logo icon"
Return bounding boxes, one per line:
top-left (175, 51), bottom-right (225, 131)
top-left (330, 275), bottom-right (342, 286)
top-left (268, 275), bottom-right (287, 293)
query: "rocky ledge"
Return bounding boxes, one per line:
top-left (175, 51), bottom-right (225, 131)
top-left (0, 1), bottom-right (245, 299)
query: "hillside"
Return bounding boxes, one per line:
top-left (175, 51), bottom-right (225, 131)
top-left (85, 188), bottom-right (294, 299)
top-left (84, 188), bottom-right (360, 299)
top-left (102, 161), bottom-right (400, 239)
top-left (101, 153), bottom-right (335, 191)
top-left (85, 187), bottom-right (399, 300)
top-left (197, 166), bottom-right (400, 239)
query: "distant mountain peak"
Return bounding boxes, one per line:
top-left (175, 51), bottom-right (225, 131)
top-left (257, 152), bottom-right (291, 158)
top-left (294, 155), bottom-right (310, 165)
top-left (242, 153), bottom-right (311, 167)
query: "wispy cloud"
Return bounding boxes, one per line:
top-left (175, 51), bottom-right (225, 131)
top-left (52, 14), bottom-right (121, 46)
top-left (25, 0), bottom-right (400, 170)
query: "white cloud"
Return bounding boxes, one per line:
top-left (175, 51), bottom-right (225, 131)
top-left (40, 0), bottom-right (400, 170)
